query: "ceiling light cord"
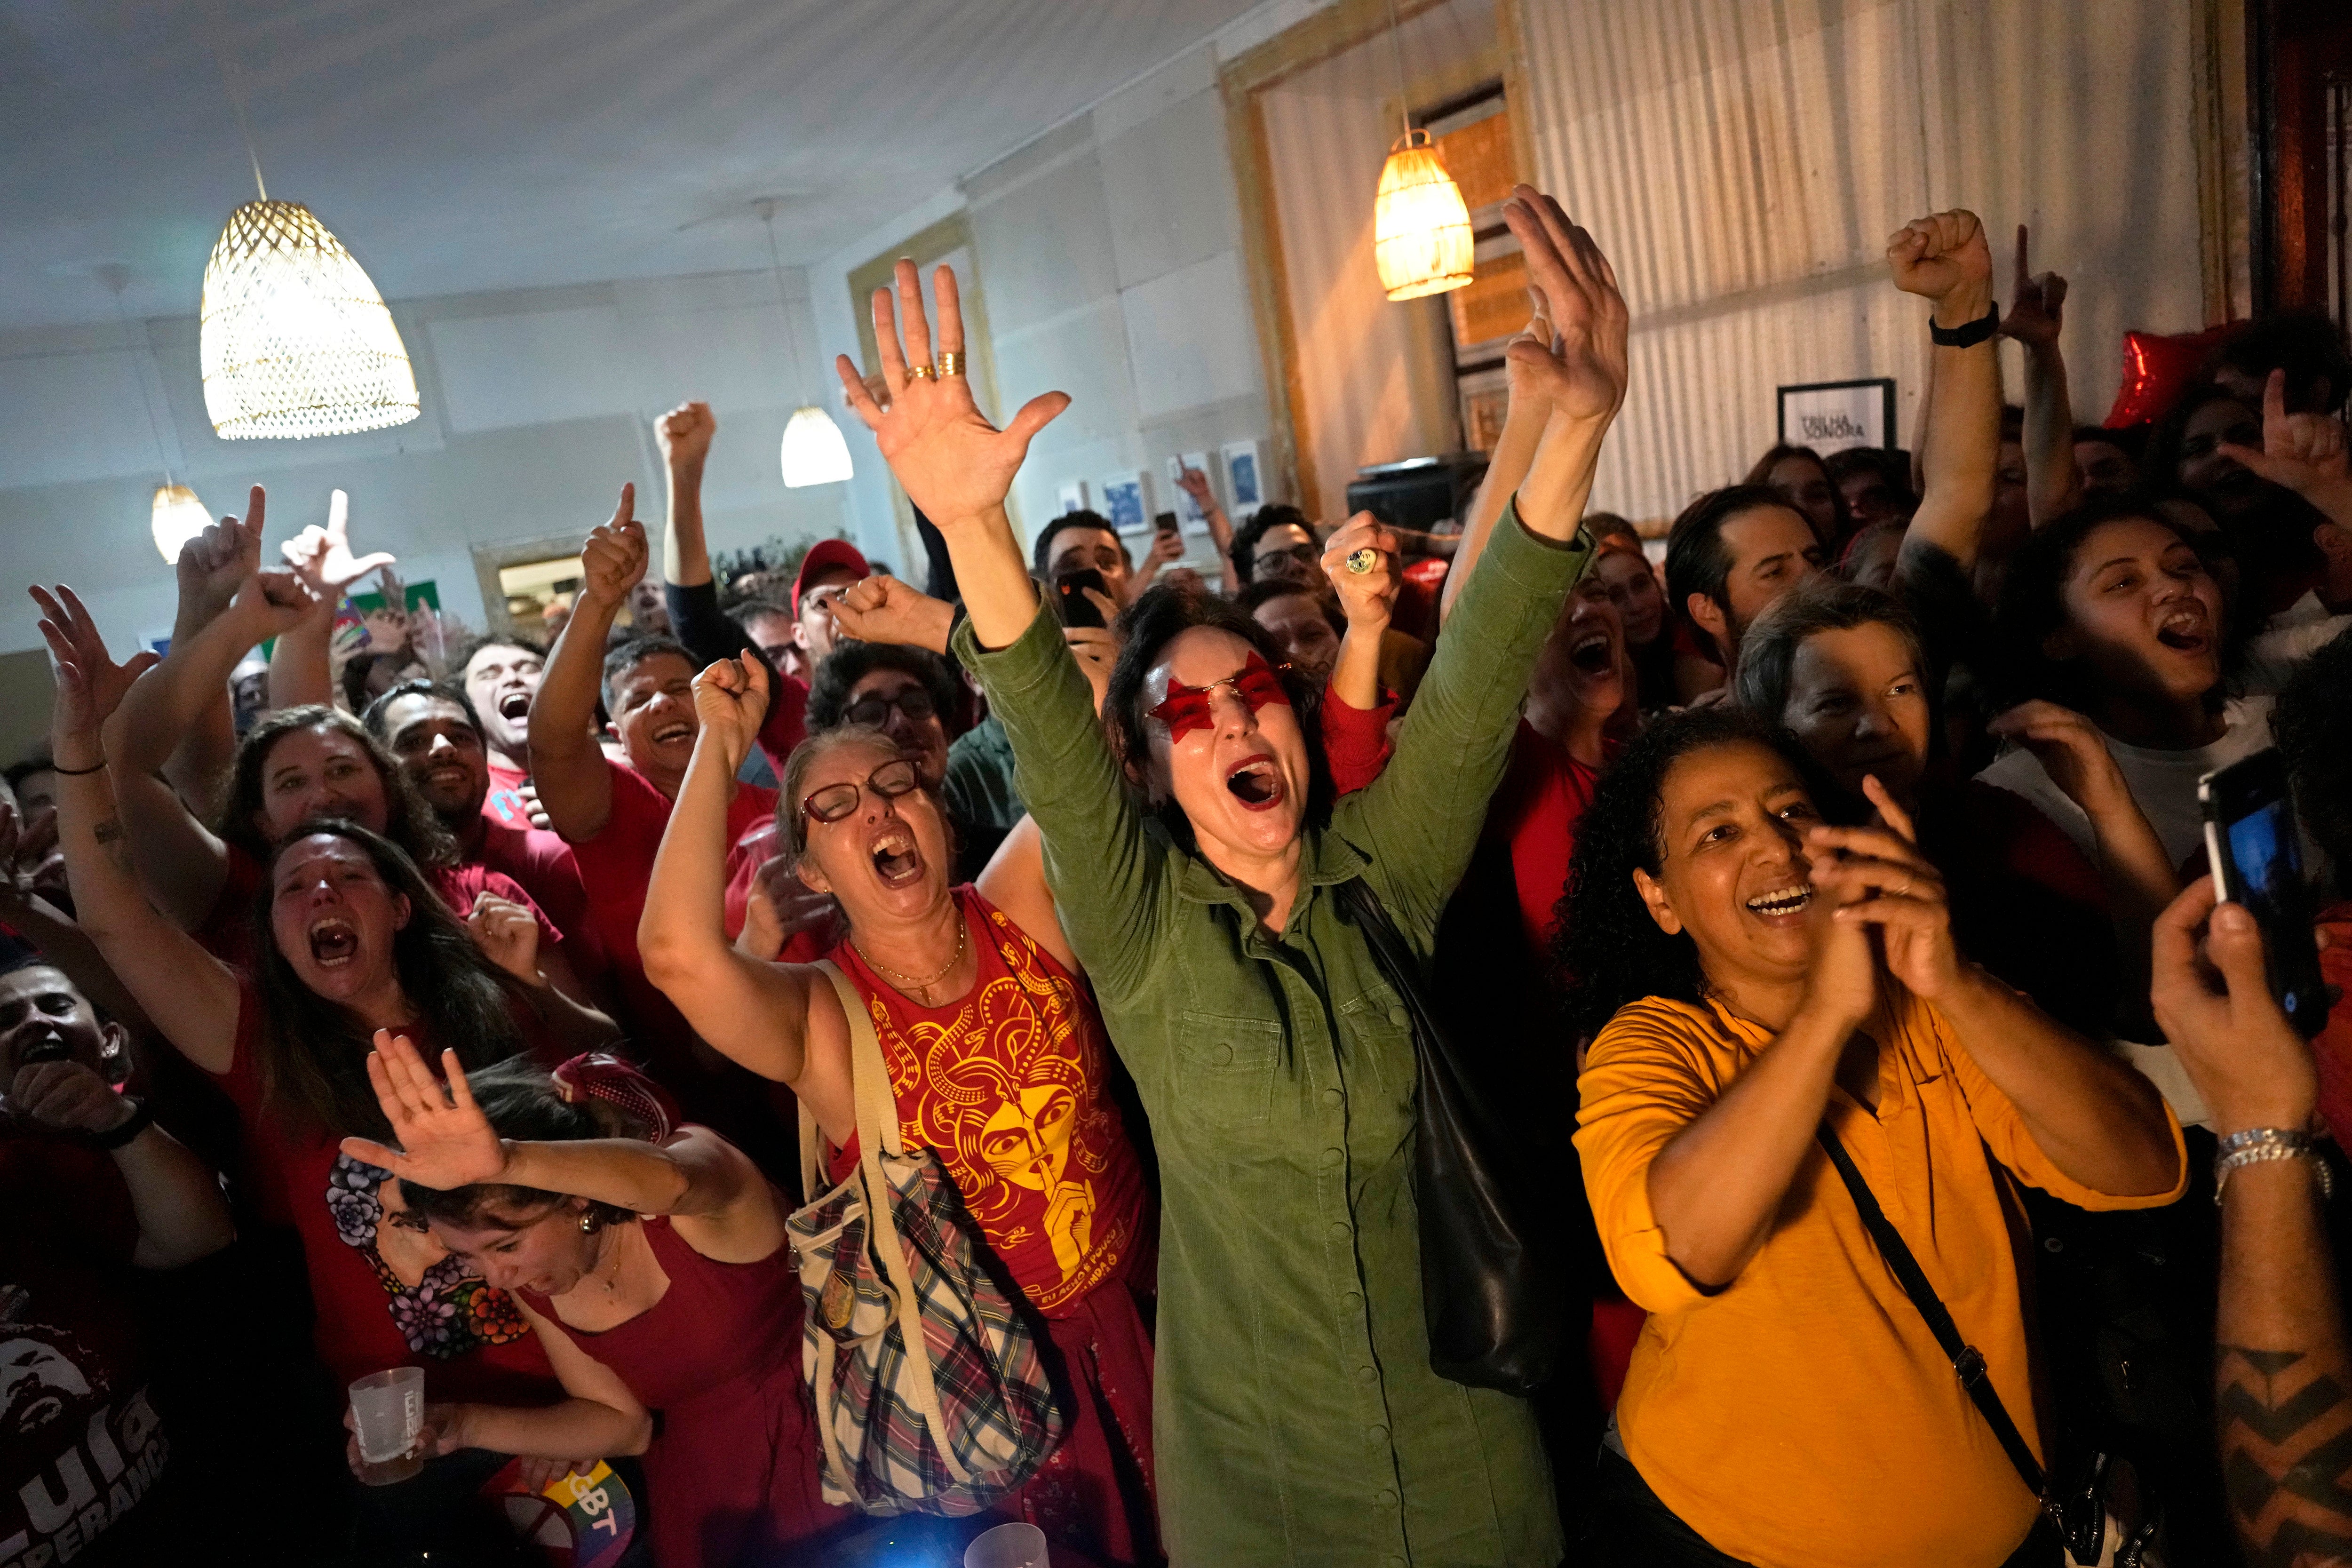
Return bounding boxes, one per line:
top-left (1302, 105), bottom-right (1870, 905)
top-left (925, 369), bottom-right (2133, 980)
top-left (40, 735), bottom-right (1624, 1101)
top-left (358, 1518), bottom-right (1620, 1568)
top-left (1386, 0), bottom-right (1411, 141)
top-left (757, 202), bottom-right (809, 402)
top-left (214, 49), bottom-right (270, 201)
top-left (100, 269), bottom-right (177, 489)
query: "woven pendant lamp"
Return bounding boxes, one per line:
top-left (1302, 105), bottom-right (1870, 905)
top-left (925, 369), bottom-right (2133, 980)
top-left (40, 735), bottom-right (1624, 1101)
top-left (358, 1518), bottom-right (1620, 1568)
top-left (199, 199), bottom-right (420, 439)
top-left (1375, 129), bottom-right (1475, 300)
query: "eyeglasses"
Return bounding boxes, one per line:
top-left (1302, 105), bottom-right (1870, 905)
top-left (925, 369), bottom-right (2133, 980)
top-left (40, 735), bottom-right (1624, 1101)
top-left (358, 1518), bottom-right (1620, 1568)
top-left (1146, 652), bottom-right (1293, 739)
top-left (1254, 544), bottom-right (1319, 572)
top-left (799, 758), bottom-right (922, 827)
top-left (844, 688), bottom-right (938, 728)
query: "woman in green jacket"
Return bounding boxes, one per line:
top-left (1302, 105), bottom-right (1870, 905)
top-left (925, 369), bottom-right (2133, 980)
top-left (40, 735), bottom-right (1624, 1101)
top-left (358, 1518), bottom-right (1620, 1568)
top-left (832, 184), bottom-right (1627, 1567)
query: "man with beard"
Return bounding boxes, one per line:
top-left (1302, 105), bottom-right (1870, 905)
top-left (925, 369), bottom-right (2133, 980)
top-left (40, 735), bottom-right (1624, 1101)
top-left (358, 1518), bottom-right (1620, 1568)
top-left (0, 957), bottom-right (232, 1567)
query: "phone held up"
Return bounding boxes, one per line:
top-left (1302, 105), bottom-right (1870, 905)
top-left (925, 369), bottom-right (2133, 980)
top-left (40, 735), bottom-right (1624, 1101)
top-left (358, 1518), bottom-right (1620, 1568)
top-left (1154, 509), bottom-right (1183, 545)
top-left (2199, 748), bottom-right (2329, 1037)
top-left (1051, 568), bottom-right (1110, 632)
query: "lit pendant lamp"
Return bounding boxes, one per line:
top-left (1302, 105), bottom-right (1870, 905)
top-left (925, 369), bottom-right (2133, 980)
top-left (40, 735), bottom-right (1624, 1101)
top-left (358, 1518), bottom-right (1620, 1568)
top-left (756, 199), bottom-right (853, 488)
top-left (1371, 0), bottom-right (1473, 302)
top-left (99, 265), bottom-right (216, 563)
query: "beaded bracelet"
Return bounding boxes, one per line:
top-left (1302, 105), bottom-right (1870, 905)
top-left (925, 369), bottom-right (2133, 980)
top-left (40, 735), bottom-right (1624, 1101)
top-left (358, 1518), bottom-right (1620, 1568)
top-left (2215, 1127), bottom-right (2335, 1203)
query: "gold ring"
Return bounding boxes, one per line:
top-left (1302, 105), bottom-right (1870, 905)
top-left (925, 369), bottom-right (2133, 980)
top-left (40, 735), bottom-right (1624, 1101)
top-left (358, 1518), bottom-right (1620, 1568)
top-left (938, 351), bottom-right (964, 377)
top-left (1345, 548), bottom-right (1378, 574)
top-left (906, 364), bottom-right (937, 382)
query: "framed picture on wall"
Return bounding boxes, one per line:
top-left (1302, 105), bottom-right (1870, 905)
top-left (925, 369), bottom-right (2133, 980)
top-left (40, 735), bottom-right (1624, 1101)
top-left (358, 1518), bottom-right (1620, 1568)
top-left (1776, 378), bottom-right (1897, 454)
top-left (1099, 470), bottom-right (1151, 533)
top-left (1057, 480), bottom-right (1091, 515)
top-left (1222, 440), bottom-right (1264, 511)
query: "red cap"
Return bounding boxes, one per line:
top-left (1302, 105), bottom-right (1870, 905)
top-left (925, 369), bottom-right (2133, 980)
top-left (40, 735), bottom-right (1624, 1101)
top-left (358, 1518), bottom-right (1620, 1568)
top-left (792, 539), bottom-right (871, 617)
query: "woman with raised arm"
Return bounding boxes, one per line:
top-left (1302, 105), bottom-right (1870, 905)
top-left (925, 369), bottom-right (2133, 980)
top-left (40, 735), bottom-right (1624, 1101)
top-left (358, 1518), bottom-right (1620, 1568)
top-left (35, 584), bottom-right (620, 1544)
top-left (826, 183), bottom-right (1621, 1565)
top-left (342, 1033), bottom-right (848, 1568)
top-left (1559, 707), bottom-right (2183, 1567)
top-left (636, 661), bottom-right (1156, 1562)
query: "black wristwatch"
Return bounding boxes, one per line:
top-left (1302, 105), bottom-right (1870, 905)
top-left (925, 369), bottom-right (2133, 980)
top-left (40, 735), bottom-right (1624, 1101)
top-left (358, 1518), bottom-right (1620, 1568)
top-left (1930, 302), bottom-right (2000, 349)
top-left (85, 1097), bottom-right (153, 1151)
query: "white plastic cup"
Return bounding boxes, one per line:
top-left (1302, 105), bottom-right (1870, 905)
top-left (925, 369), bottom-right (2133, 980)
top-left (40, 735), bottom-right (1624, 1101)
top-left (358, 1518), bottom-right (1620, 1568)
top-left (963, 1521), bottom-right (1049, 1568)
top-left (349, 1366), bottom-right (426, 1484)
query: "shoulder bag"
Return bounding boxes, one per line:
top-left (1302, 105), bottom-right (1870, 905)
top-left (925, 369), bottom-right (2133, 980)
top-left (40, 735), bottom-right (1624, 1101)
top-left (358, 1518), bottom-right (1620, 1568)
top-left (786, 961), bottom-right (1064, 1515)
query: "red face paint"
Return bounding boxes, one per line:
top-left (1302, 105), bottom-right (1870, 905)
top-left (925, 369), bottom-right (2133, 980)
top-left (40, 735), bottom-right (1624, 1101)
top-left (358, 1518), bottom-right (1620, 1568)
top-left (1147, 652), bottom-right (1292, 739)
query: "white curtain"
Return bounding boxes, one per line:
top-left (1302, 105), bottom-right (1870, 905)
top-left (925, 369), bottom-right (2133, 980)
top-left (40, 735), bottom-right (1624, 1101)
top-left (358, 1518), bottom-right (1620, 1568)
top-left (1516, 0), bottom-right (2213, 523)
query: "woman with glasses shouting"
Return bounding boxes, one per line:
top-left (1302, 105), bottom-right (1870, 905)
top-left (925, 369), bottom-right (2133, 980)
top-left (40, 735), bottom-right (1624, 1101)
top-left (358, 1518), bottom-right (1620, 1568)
top-left (636, 656), bottom-right (1160, 1564)
top-left (803, 642), bottom-right (1007, 880)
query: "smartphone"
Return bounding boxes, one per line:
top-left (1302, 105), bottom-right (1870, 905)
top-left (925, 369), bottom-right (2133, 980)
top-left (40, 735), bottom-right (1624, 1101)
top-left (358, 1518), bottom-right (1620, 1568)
top-left (2200, 748), bottom-right (2329, 1037)
top-left (1052, 568), bottom-right (1110, 631)
top-left (1154, 510), bottom-right (1183, 544)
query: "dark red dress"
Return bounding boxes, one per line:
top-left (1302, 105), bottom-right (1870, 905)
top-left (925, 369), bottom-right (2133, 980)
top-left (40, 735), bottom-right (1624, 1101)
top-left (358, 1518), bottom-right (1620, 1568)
top-left (827, 888), bottom-right (1158, 1564)
top-left (521, 1213), bottom-right (849, 1568)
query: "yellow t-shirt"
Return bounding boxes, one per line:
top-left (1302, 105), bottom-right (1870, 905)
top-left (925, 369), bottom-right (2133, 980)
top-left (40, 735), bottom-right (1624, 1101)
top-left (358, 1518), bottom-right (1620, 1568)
top-left (1574, 987), bottom-right (2185, 1568)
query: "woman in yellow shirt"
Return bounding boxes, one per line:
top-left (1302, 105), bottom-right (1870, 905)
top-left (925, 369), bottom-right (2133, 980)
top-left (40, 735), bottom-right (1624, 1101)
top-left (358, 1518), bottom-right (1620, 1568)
top-left (1558, 707), bottom-right (2185, 1568)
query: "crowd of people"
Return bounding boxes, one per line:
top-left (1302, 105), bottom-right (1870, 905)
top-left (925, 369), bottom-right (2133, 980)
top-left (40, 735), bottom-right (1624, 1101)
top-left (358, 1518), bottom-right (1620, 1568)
top-left (8, 180), bottom-right (2352, 1568)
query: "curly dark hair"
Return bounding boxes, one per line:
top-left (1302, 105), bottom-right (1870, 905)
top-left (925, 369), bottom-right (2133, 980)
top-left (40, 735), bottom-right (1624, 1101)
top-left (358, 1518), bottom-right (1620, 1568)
top-left (398, 1056), bottom-right (654, 1232)
top-left (220, 706), bottom-right (458, 869)
top-left (2275, 622), bottom-right (2352, 898)
top-left (1551, 707), bottom-right (1844, 1041)
top-left (806, 643), bottom-right (964, 740)
top-left (1228, 505), bottom-right (1316, 585)
top-left (1103, 579), bottom-right (1332, 847)
top-left (251, 820), bottom-right (534, 1137)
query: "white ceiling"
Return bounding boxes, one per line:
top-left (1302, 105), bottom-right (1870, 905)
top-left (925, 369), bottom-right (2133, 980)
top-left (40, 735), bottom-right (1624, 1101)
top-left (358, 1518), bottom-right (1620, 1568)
top-left (0, 0), bottom-right (1268, 333)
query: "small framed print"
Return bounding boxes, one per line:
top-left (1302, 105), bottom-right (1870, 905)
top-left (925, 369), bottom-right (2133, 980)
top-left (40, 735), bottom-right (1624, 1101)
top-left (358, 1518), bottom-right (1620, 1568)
top-left (1776, 378), bottom-right (1897, 454)
top-left (1166, 452), bottom-right (1215, 528)
top-left (1057, 479), bottom-right (1090, 515)
top-left (1098, 470), bottom-right (1151, 533)
top-left (1222, 440), bottom-right (1264, 510)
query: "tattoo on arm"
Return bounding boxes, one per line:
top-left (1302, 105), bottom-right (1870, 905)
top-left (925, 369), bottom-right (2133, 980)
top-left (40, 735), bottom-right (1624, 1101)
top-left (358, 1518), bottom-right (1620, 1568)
top-left (2218, 1343), bottom-right (2352, 1565)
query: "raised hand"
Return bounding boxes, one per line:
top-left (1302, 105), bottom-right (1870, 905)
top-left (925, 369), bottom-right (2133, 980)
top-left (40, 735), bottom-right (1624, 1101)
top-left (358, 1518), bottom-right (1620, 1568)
top-left (2219, 369), bottom-right (2352, 504)
top-left (30, 584), bottom-right (162, 757)
top-left (0, 799), bottom-right (64, 906)
top-left (337, 1030), bottom-right (510, 1189)
top-left (175, 486), bottom-right (266, 631)
top-left (1500, 187), bottom-right (1629, 425)
top-left (834, 260), bottom-right (1070, 525)
top-left (1886, 209), bottom-right (1994, 314)
top-left (1173, 466), bottom-right (1217, 513)
top-left (227, 568), bottom-right (324, 641)
top-left (579, 486), bottom-right (648, 610)
top-left (833, 575), bottom-right (955, 652)
top-left (1064, 627), bottom-right (1118, 714)
top-left (1502, 286), bottom-right (1559, 414)
top-left (2149, 877), bottom-right (2316, 1137)
top-left (282, 488), bottom-right (397, 602)
top-left (1319, 512), bottom-right (1400, 631)
top-left (1986, 700), bottom-right (2133, 815)
top-left (8, 1060), bottom-right (139, 1138)
top-left (1807, 778), bottom-right (1963, 1002)
top-left (691, 653), bottom-right (771, 772)
top-left (1997, 224), bottom-right (2067, 350)
top-left (655, 401), bottom-right (717, 471)
top-left (735, 861), bottom-right (842, 962)
top-left (465, 893), bottom-right (543, 986)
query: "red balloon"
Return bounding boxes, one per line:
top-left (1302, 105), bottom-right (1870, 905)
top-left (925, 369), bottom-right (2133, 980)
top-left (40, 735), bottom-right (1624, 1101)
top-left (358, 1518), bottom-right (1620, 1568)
top-left (2104, 325), bottom-right (2237, 429)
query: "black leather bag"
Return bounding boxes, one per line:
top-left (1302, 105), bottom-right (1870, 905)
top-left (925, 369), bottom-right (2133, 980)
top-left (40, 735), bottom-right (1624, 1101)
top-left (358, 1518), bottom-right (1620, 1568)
top-left (1340, 878), bottom-right (1564, 1394)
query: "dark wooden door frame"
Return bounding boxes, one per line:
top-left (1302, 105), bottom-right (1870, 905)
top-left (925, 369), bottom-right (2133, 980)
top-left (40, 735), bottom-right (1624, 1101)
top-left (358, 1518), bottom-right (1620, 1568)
top-left (2250, 0), bottom-right (2352, 315)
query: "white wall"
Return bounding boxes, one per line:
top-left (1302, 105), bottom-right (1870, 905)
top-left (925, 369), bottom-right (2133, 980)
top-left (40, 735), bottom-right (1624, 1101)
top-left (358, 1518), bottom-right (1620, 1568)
top-left (0, 265), bottom-right (851, 656)
top-left (1517, 0), bottom-right (2214, 523)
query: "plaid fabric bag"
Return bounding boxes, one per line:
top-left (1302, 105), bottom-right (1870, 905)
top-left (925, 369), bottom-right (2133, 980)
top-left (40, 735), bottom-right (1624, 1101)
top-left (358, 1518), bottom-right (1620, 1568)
top-left (787, 961), bottom-right (1064, 1515)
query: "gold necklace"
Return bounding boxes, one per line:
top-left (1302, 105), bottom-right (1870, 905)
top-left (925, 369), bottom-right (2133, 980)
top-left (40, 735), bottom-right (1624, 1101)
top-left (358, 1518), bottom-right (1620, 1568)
top-left (856, 916), bottom-right (968, 995)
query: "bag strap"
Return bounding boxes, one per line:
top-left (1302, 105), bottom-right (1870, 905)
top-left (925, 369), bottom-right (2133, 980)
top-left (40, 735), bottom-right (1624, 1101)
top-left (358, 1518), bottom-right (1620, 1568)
top-left (1815, 1122), bottom-right (2047, 1501)
top-left (813, 960), bottom-right (973, 1488)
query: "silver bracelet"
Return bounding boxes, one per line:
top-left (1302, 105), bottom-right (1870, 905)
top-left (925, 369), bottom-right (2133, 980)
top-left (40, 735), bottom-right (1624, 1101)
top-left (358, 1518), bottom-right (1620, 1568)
top-left (2215, 1128), bottom-right (2335, 1203)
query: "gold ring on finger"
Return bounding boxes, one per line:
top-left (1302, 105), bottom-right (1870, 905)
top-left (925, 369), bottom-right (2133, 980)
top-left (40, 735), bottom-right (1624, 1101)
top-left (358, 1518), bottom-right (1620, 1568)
top-left (1345, 548), bottom-right (1379, 574)
top-left (937, 352), bottom-right (964, 377)
top-left (906, 364), bottom-right (937, 382)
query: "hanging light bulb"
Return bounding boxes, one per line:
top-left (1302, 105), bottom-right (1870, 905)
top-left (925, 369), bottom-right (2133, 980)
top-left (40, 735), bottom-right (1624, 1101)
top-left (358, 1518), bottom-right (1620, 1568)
top-left (151, 483), bottom-right (214, 564)
top-left (199, 200), bottom-right (420, 439)
top-left (756, 199), bottom-right (852, 489)
top-left (1375, 129), bottom-right (1475, 301)
top-left (781, 406), bottom-right (855, 488)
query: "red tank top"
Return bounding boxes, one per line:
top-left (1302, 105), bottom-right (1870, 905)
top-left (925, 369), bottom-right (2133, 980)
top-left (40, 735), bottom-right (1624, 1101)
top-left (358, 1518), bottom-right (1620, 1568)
top-left (827, 889), bottom-right (1145, 1315)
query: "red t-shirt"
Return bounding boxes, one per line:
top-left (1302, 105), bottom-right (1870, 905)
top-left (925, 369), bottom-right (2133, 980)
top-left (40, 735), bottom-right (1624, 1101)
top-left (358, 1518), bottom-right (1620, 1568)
top-left (210, 988), bottom-right (558, 1402)
top-left (484, 760), bottom-right (532, 828)
top-left (1486, 721), bottom-right (1606, 957)
top-left (0, 1140), bottom-right (168, 1568)
top-left (198, 846), bottom-right (562, 973)
top-left (754, 672), bottom-right (813, 782)
top-left (564, 760), bottom-right (775, 978)
top-left (2311, 903), bottom-right (2352, 1151)
top-left (469, 816), bottom-right (594, 948)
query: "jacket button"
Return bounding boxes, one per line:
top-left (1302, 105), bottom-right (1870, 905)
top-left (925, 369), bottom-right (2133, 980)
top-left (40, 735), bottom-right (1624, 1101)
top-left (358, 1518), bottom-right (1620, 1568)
top-left (1210, 1043), bottom-right (1234, 1066)
top-left (1330, 1221), bottom-right (1353, 1241)
top-left (1376, 1489), bottom-right (1399, 1506)
top-left (1386, 1005), bottom-right (1409, 1027)
top-left (1322, 1147), bottom-right (1344, 1167)
top-left (1367, 1424), bottom-right (1390, 1443)
top-left (1322, 1087), bottom-right (1343, 1105)
top-left (1356, 1365), bottom-right (1379, 1384)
